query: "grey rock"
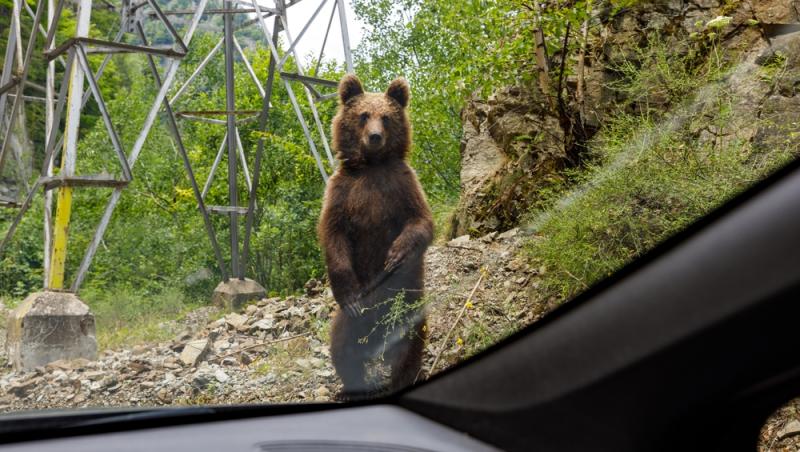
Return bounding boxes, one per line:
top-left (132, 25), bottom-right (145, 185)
top-left (498, 228), bottom-right (519, 240)
top-left (213, 369), bottom-right (230, 384)
top-left (173, 329), bottom-right (192, 343)
top-left (448, 235), bottom-right (471, 246)
top-left (250, 318), bottom-right (275, 332)
top-left (9, 377), bottom-right (41, 397)
top-left (180, 339), bottom-right (209, 367)
top-left (450, 86), bottom-right (569, 237)
top-left (224, 313), bottom-right (248, 330)
top-left (191, 372), bottom-right (212, 391)
top-left (778, 420), bottom-right (800, 440)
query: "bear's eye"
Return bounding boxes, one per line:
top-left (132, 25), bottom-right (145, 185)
top-left (381, 115), bottom-right (389, 124)
top-left (359, 113), bottom-right (369, 123)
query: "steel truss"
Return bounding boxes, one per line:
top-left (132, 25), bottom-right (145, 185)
top-left (166, 0), bottom-right (352, 282)
top-left (0, 0), bottom-right (352, 292)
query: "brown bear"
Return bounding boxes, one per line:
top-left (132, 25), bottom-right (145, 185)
top-left (318, 74), bottom-right (433, 398)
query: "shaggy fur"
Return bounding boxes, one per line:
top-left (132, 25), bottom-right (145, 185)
top-left (318, 75), bottom-right (433, 398)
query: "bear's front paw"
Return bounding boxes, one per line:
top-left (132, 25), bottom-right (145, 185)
top-left (384, 246), bottom-right (408, 273)
top-left (343, 297), bottom-right (365, 318)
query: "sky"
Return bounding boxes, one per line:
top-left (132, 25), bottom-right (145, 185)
top-left (276, 0), bottom-right (365, 66)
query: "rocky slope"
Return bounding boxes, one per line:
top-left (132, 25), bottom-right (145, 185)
top-left (0, 228), bottom-right (534, 410)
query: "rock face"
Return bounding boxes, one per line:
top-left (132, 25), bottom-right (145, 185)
top-left (449, 0), bottom-right (800, 237)
top-left (450, 86), bottom-right (569, 236)
top-left (6, 291), bottom-right (97, 371)
top-left (752, 1), bottom-right (800, 23)
top-left (752, 32), bottom-right (800, 154)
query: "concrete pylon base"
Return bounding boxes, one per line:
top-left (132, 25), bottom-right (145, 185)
top-left (6, 291), bottom-right (97, 371)
top-left (211, 278), bottom-right (266, 311)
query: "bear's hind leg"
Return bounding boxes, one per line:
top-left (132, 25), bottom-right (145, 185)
top-left (330, 311), bottom-right (374, 399)
top-left (387, 317), bottom-right (426, 392)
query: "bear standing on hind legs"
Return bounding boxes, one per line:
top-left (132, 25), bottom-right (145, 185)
top-left (318, 74), bottom-right (433, 399)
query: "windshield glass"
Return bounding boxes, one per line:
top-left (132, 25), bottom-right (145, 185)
top-left (0, 0), bottom-right (797, 427)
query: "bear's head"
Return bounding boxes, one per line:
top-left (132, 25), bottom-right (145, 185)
top-left (332, 74), bottom-right (411, 167)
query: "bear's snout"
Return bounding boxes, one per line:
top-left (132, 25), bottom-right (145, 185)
top-left (363, 120), bottom-right (386, 150)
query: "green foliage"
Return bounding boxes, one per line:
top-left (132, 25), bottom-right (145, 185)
top-left (352, 0), bottom-right (527, 199)
top-left (360, 290), bottom-right (427, 360)
top-left (430, 194), bottom-right (458, 243)
top-left (352, 0), bottom-right (595, 202)
top-left (758, 51), bottom-right (788, 85)
top-left (0, 200), bottom-right (45, 298)
top-left (83, 286), bottom-right (199, 350)
top-left (607, 34), bottom-right (728, 115)
top-left (0, 30), bottom-right (339, 312)
top-left (609, 0), bottom-right (643, 15)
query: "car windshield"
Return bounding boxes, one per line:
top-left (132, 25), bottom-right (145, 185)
top-left (0, 0), bottom-right (797, 437)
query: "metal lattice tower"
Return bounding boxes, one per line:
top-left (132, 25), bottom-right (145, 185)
top-left (0, 0), bottom-right (353, 293)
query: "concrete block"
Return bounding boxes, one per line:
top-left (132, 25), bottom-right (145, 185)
top-left (211, 278), bottom-right (265, 311)
top-left (6, 291), bottom-right (97, 371)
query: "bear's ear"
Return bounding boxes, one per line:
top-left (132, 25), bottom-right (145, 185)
top-left (338, 74), bottom-right (364, 104)
top-left (386, 77), bottom-right (410, 108)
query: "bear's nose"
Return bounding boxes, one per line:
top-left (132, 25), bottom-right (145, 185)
top-left (369, 133), bottom-right (383, 145)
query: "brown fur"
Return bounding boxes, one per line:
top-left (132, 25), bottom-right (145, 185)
top-left (318, 75), bottom-right (433, 398)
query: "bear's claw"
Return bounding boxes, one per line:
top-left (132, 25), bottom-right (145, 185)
top-left (384, 249), bottom-right (407, 273)
top-left (343, 299), bottom-right (365, 318)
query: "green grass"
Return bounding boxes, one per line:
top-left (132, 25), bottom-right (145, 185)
top-left (312, 317), bottom-right (332, 344)
top-left (430, 195), bottom-right (459, 243)
top-left (758, 51), bottom-right (788, 85)
top-left (251, 335), bottom-right (313, 378)
top-left (364, 292), bottom-right (429, 360)
top-left (607, 34), bottom-right (729, 115)
top-left (523, 70), bottom-right (797, 305)
top-left (81, 286), bottom-right (206, 351)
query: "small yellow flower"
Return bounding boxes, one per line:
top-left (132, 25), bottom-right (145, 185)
top-left (465, 301), bottom-right (474, 309)
top-left (174, 187), bottom-right (193, 199)
top-left (456, 337), bottom-right (464, 346)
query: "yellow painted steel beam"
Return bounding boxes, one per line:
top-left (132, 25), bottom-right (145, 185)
top-left (48, 0), bottom-right (91, 290)
top-left (48, 185), bottom-right (71, 289)
top-left (48, 49), bottom-right (82, 290)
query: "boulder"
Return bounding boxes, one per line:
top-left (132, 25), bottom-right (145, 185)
top-left (180, 339), bottom-right (209, 367)
top-left (450, 86), bottom-right (569, 236)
